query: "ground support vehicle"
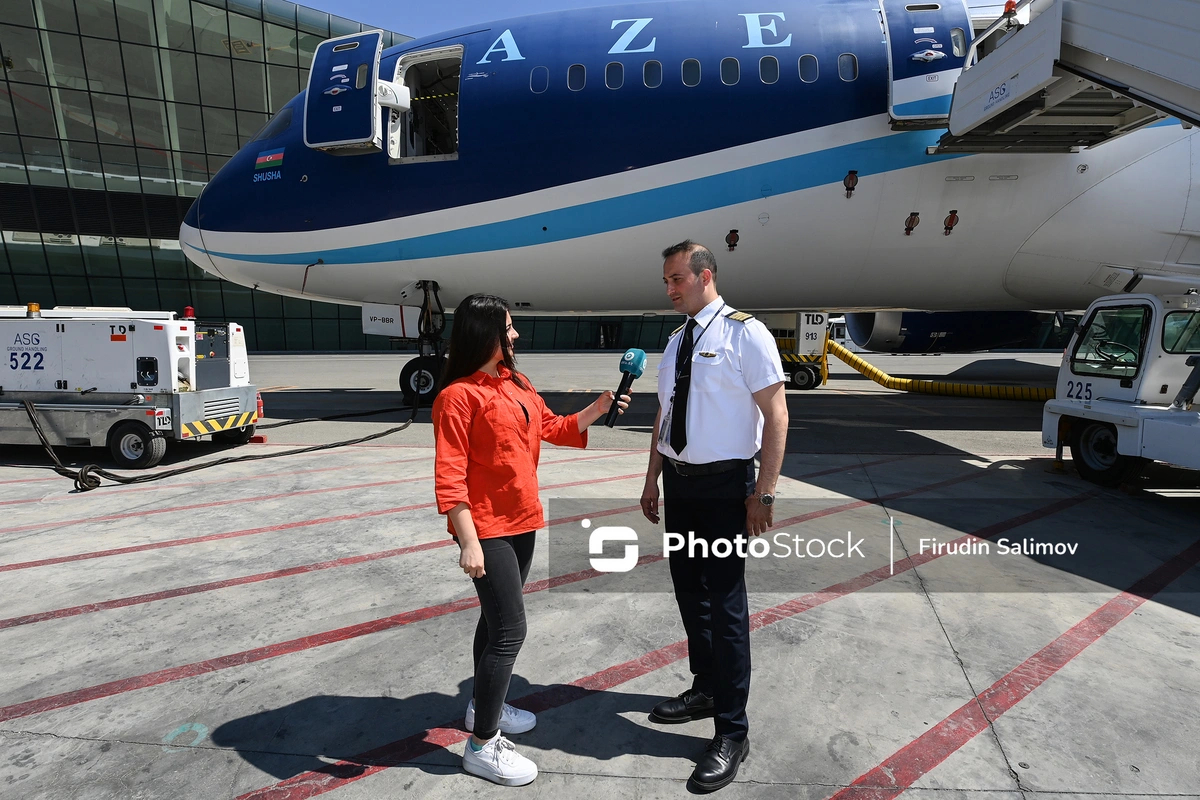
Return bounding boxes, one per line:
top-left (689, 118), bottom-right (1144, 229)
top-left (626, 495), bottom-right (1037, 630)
top-left (1, 305), bottom-right (260, 468)
top-left (1043, 293), bottom-right (1200, 486)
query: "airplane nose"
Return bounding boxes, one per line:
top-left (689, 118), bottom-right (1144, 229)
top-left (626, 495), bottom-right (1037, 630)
top-left (179, 188), bottom-right (227, 280)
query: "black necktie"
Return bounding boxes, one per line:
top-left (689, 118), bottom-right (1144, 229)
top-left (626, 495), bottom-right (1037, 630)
top-left (670, 319), bottom-right (698, 455)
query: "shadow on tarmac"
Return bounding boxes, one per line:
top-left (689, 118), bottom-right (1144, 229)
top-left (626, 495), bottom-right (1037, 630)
top-left (210, 677), bottom-right (709, 780)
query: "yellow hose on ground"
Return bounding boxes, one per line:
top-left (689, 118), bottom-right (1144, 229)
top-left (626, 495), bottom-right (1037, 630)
top-left (825, 340), bottom-right (1056, 401)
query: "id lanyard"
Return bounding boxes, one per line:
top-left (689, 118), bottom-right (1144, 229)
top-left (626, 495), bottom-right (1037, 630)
top-left (659, 303), bottom-right (725, 450)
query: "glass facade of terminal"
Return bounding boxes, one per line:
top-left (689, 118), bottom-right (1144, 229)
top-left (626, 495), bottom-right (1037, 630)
top-left (0, 0), bottom-right (685, 352)
top-left (0, 0), bottom-right (420, 351)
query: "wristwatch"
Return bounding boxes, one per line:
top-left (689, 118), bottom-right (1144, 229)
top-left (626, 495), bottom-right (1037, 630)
top-left (755, 492), bottom-right (775, 507)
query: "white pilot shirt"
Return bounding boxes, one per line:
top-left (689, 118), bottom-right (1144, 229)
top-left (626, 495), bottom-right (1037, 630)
top-left (656, 296), bottom-right (786, 464)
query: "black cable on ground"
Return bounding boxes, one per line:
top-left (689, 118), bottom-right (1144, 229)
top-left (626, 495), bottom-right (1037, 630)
top-left (21, 399), bottom-right (421, 492)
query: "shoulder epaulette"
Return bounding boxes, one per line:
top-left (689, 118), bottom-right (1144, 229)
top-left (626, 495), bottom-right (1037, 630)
top-left (671, 323), bottom-right (686, 336)
top-left (725, 310), bottom-right (754, 323)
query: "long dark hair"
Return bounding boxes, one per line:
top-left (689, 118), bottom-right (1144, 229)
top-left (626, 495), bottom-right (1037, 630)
top-left (439, 294), bottom-right (528, 390)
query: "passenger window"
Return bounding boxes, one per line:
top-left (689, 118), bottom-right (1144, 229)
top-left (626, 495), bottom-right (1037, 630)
top-left (951, 28), bottom-right (967, 58)
top-left (906, 3), bottom-right (940, 10)
top-left (759, 55), bottom-right (779, 84)
top-left (1163, 311), bottom-right (1200, 354)
top-left (1071, 305), bottom-right (1150, 380)
top-left (799, 54), bottom-right (818, 83)
top-left (397, 47), bottom-right (462, 162)
top-left (568, 63), bottom-right (586, 91)
top-left (720, 57), bottom-right (739, 86)
top-left (605, 62), bottom-right (623, 90)
top-left (530, 66), bottom-right (549, 94)
top-left (682, 58), bottom-right (701, 87)
top-left (644, 60), bottom-right (662, 88)
top-left (838, 53), bottom-right (858, 82)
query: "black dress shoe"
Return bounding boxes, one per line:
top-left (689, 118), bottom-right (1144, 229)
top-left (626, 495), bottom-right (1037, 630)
top-left (649, 688), bottom-right (714, 723)
top-left (689, 735), bottom-right (749, 792)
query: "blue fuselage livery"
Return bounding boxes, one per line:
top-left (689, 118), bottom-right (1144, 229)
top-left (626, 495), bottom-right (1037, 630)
top-left (181, 0), bottom-right (1200, 314)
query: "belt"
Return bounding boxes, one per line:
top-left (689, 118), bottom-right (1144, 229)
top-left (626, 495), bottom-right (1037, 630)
top-left (667, 458), bottom-right (749, 477)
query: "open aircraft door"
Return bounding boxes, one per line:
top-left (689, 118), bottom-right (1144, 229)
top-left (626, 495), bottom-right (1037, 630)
top-left (303, 29), bottom-right (409, 154)
top-left (880, 0), bottom-right (973, 127)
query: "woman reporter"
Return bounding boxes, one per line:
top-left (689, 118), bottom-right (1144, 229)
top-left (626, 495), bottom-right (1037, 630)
top-left (432, 294), bottom-right (628, 786)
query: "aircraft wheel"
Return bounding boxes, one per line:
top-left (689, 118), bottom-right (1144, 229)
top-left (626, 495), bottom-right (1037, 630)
top-left (400, 355), bottom-right (443, 406)
top-left (1069, 420), bottom-right (1144, 487)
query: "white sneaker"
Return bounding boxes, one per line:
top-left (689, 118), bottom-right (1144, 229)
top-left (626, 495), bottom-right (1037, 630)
top-left (465, 698), bottom-right (537, 735)
top-left (462, 733), bottom-right (538, 786)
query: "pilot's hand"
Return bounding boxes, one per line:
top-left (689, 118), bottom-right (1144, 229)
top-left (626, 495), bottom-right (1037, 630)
top-left (641, 477), bottom-right (660, 524)
top-left (744, 496), bottom-right (774, 537)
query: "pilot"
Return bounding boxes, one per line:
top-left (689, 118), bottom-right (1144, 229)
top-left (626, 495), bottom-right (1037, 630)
top-left (641, 240), bottom-right (788, 792)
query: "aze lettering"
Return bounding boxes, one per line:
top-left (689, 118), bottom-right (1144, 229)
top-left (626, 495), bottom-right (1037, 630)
top-left (740, 12), bottom-right (792, 48)
top-left (609, 18), bottom-right (656, 54)
top-left (253, 170), bottom-right (282, 183)
top-left (477, 29), bottom-right (525, 64)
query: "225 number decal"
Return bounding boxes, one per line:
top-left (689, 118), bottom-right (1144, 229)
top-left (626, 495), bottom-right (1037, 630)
top-left (8, 352), bottom-right (45, 371)
top-left (1065, 380), bottom-right (1092, 401)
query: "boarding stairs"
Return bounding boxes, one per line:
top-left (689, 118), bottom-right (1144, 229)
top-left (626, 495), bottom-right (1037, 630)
top-left (932, 0), bottom-right (1200, 154)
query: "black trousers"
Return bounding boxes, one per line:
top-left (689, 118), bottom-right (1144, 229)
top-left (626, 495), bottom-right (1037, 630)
top-left (662, 459), bottom-right (755, 741)
top-left (470, 531), bottom-right (535, 741)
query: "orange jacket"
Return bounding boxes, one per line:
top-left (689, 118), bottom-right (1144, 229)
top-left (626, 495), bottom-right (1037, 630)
top-left (432, 367), bottom-right (587, 538)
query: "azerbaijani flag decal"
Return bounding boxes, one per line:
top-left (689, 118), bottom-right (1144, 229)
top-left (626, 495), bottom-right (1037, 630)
top-left (255, 148), bottom-right (285, 169)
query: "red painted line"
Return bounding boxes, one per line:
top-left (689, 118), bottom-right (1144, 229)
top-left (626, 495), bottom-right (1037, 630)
top-left (0, 468), bottom-right (989, 726)
top-left (772, 469), bottom-right (990, 528)
top-left (235, 490), bottom-right (1099, 800)
top-left (829, 533), bottom-right (1200, 800)
top-left (0, 484), bottom-right (644, 629)
top-left (0, 450), bottom-right (637, 535)
top-left (0, 475), bottom-right (60, 486)
top-left (0, 477), bottom-right (432, 536)
top-left (0, 455), bottom-right (431, 508)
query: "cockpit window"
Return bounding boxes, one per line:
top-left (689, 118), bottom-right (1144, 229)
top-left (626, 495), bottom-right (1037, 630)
top-left (250, 106), bottom-right (293, 143)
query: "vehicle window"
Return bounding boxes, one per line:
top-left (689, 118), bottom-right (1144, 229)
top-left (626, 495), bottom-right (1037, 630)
top-left (759, 55), bottom-right (779, 84)
top-left (568, 63), bottom-right (585, 91)
top-left (644, 60), bottom-right (662, 88)
top-left (682, 58), bottom-right (701, 87)
top-left (605, 62), bottom-right (623, 90)
top-left (1163, 310), bottom-right (1200, 354)
top-left (1071, 305), bottom-right (1150, 379)
top-left (721, 57), bottom-right (739, 86)
top-left (799, 54), bottom-right (818, 83)
top-left (530, 66), bottom-right (549, 94)
top-left (838, 53), bottom-right (858, 82)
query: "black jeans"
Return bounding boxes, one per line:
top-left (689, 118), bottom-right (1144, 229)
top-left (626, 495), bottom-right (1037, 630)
top-left (663, 459), bottom-right (755, 741)
top-left (470, 531), bottom-right (535, 740)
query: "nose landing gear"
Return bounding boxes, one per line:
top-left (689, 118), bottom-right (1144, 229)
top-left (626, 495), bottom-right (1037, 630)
top-left (398, 281), bottom-right (447, 407)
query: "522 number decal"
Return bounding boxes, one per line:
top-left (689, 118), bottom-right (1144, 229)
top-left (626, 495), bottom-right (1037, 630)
top-left (8, 352), bottom-right (45, 370)
top-left (1065, 380), bottom-right (1092, 401)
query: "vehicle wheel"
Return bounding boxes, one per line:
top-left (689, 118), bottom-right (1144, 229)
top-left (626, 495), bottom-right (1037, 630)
top-left (400, 355), bottom-right (443, 406)
top-left (108, 421), bottom-right (167, 469)
top-left (791, 366), bottom-right (819, 391)
top-left (1069, 420), bottom-right (1143, 486)
top-left (214, 424), bottom-right (255, 445)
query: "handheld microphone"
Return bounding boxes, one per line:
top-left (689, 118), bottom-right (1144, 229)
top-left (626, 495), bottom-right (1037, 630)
top-left (604, 348), bottom-right (647, 427)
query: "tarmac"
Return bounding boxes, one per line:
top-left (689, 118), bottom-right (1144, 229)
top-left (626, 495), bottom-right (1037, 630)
top-left (1, 351), bottom-right (1198, 799)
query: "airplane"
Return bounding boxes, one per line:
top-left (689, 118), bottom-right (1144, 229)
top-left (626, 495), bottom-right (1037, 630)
top-left (179, 0), bottom-right (1200, 401)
